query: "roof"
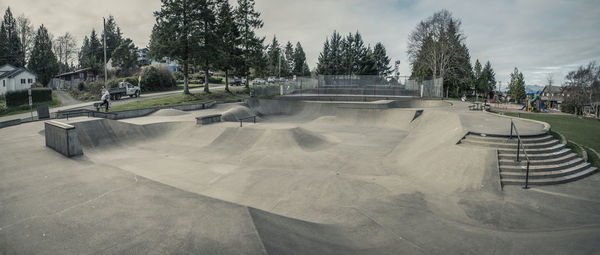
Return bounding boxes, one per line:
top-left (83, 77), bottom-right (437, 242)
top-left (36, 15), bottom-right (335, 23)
top-left (55, 68), bottom-right (94, 78)
top-left (0, 67), bottom-right (37, 79)
top-left (543, 85), bottom-right (563, 93)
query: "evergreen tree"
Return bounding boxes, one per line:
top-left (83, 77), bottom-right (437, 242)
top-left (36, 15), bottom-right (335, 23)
top-left (360, 47), bottom-right (378, 75)
top-left (111, 38), bottom-right (138, 76)
top-left (1, 7), bottom-right (24, 67)
top-left (316, 39), bottom-right (330, 75)
top-left (266, 36), bottom-right (281, 76)
top-left (293, 42), bottom-right (310, 76)
top-left (482, 61), bottom-right (496, 95)
top-left (216, 0), bottom-right (242, 91)
top-left (340, 33), bottom-right (353, 75)
top-left (79, 29), bottom-right (103, 71)
top-left (28, 25), bottom-right (58, 86)
top-left (150, 0), bottom-right (204, 94)
top-left (284, 41), bottom-right (294, 76)
top-left (102, 15), bottom-right (123, 62)
top-left (235, 0), bottom-right (264, 87)
top-left (16, 14), bottom-right (35, 67)
top-left (196, 0), bottom-right (218, 93)
top-left (508, 67), bottom-right (526, 103)
top-left (373, 42), bottom-right (390, 76)
top-left (329, 31), bottom-right (343, 75)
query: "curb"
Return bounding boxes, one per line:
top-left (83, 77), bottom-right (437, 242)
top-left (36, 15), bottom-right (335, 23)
top-left (483, 110), bottom-right (551, 134)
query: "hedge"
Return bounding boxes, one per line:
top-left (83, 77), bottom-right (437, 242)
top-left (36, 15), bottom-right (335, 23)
top-left (5, 88), bottom-right (52, 107)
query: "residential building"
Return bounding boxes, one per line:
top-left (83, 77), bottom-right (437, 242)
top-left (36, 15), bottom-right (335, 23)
top-left (541, 85), bottom-right (564, 109)
top-left (0, 64), bottom-right (38, 95)
top-left (138, 48), bottom-right (150, 66)
top-left (50, 68), bottom-right (101, 90)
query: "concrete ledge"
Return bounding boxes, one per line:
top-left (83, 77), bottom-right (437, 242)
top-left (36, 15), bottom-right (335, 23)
top-left (197, 114), bottom-right (222, 125)
top-left (0, 118), bottom-right (21, 128)
top-left (484, 111), bottom-right (551, 134)
top-left (45, 120), bottom-right (83, 157)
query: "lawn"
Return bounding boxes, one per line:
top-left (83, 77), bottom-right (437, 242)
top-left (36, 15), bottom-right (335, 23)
top-left (504, 112), bottom-right (600, 152)
top-left (109, 90), bottom-right (247, 112)
top-left (0, 94), bottom-right (61, 117)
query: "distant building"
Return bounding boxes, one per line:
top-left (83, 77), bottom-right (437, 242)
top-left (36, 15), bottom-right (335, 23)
top-left (50, 68), bottom-right (102, 90)
top-left (0, 64), bottom-right (38, 95)
top-left (138, 48), bottom-right (150, 66)
top-left (541, 85), bottom-right (564, 109)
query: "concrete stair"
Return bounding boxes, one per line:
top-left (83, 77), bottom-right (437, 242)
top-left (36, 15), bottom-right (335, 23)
top-left (459, 133), bottom-right (598, 186)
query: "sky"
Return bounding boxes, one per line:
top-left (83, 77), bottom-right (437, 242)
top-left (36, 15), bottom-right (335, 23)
top-left (2, 0), bottom-right (599, 87)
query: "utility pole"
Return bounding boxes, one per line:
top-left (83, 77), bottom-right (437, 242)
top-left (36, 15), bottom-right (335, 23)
top-left (103, 17), bottom-right (107, 88)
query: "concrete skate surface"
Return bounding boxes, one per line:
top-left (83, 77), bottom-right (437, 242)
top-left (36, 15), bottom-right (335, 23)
top-left (1, 99), bottom-right (599, 254)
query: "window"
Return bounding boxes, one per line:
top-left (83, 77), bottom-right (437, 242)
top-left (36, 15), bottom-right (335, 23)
top-left (21, 79), bottom-right (26, 84)
top-left (2, 80), bottom-right (5, 87)
top-left (28, 78), bottom-right (33, 83)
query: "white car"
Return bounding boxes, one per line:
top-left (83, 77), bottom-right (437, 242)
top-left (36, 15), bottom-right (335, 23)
top-left (252, 78), bottom-right (266, 85)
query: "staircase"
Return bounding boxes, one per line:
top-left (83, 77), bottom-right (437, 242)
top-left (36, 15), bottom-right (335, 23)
top-left (459, 133), bottom-right (598, 187)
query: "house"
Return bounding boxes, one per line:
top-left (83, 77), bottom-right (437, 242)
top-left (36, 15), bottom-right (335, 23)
top-left (138, 48), bottom-right (150, 66)
top-left (49, 68), bottom-right (102, 90)
top-left (541, 85), bottom-right (564, 109)
top-left (0, 64), bottom-right (38, 95)
top-left (151, 57), bottom-right (179, 73)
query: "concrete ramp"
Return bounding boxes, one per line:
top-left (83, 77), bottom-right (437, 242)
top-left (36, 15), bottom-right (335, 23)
top-left (73, 119), bottom-right (180, 148)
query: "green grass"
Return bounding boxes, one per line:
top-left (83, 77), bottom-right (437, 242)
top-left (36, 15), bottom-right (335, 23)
top-left (109, 91), bottom-right (247, 112)
top-left (0, 94), bottom-right (61, 117)
top-left (586, 148), bottom-right (600, 169)
top-left (503, 112), bottom-right (600, 152)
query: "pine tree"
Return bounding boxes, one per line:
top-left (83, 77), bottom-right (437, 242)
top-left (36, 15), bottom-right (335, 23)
top-left (482, 61), bottom-right (496, 95)
top-left (508, 67), bottom-right (526, 103)
top-left (102, 15), bottom-right (123, 62)
top-left (266, 36), bottom-right (281, 77)
top-left (197, 0), bottom-right (218, 93)
top-left (293, 42), bottom-right (309, 76)
top-left (284, 41), bottom-right (294, 76)
top-left (79, 29), bottom-right (103, 71)
top-left (235, 0), bottom-right (264, 87)
top-left (150, 0), bottom-right (204, 94)
top-left (316, 39), bottom-right (330, 75)
top-left (111, 38), bottom-right (138, 76)
top-left (360, 47), bottom-right (378, 75)
top-left (373, 42), bottom-right (391, 76)
top-left (216, 0), bottom-right (241, 91)
top-left (28, 25), bottom-right (58, 86)
top-left (1, 7), bottom-right (24, 67)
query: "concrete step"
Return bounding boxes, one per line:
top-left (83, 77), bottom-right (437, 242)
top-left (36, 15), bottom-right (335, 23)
top-left (461, 139), bottom-right (558, 149)
top-left (499, 153), bottom-right (579, 166)
top-left (464, 134), bottom-right (554, 144)
top-left (501, 167), bottom-right (598, 185)
top-left (498, 148), bottom-right (571, 160)
top-left (497, 144), bottom-right (565, 155)
top-left (500, 160), bottom-right (589, 176)
top-left (499, 158), bottom-right (584, 172)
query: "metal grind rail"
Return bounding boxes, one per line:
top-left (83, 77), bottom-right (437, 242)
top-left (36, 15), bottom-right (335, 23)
top-left (509, 119), bottom-right (532, 189)
top-left (239, 116), bottom-right (256, 127)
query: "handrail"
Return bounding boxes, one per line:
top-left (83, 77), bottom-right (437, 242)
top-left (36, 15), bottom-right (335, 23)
top-left (239, 115), bottom-right (256, 127)
top-left (509, 119), bottom-right (532, 189)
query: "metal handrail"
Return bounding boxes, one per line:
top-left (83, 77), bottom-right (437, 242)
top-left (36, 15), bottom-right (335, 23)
top-left (239, 115), bottom-right (256, 127)
top-left (509, 119), bottom-right (532, 189)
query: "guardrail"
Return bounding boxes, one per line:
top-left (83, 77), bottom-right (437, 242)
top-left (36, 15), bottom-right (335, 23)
top-left (509, 119), bottom-right (532, 189)
top-left (239, 116), bottom-right (256, 127)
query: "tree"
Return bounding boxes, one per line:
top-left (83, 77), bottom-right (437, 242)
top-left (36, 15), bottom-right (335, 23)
top-left (79, 29), bottom-right (103, 71)
top-left (102, 15), bottom-right (123, 61)
top-left (373, 42), bottom-right (391, 76)
top-left (150, 0), bottom-right (204, 94)
top-left (111, 38), bottom-right (138, 76)
top-left (508, 67), bottom-right (526, 103)
top-left (53, 32), bottom-right (77, 73)
top-left (316, 39), bottom-right (330, 75)
top-left (407, 10), bottom-right (465, 88)
top-left (293, 42), bottom-right (310, 76)
top-left (1, 7), bottom-right (24, 67)
top-left (235, 0), bottom-right (264, 87)
top-left (196, 0), bottom-right (218, 93)
top-left (360, 47), bottom-right (378, 75)
top-left (482, 61), bottom-right (496, 96)
top-left (266, 36), bottom-right (281, 77)
top-left (28, 25), bottom-right (58, 86)
top-left (563, 62), bottom-right (600, 116)
top-left (216, 0), bottom-right (242, 91)
top-left (284, 41), bottom-right (294, 76)
top-left (16, 14), bottom-right (34, 66)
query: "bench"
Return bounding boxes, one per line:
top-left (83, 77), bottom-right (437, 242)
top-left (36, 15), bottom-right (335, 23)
top-left (239, 116), bottom-right (256, 127)
top-left (44, 120), bottom-right (83, 157)
top-left (196, 114), bottom-right (222, 125)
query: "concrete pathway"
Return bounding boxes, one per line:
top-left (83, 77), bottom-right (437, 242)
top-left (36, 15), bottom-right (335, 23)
top-left (54, 90), bottom-right (80, 106)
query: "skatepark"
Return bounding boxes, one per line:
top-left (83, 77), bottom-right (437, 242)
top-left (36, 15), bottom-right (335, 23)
top-left (1, 98), bottom-right (599, 254)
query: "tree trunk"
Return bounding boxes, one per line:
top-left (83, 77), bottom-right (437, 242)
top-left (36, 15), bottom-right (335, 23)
top-left (225, 69), bottom-right (229, 92)
top-left (204, 62), bottom-right (210, 93)
top-left (183, 60), bottom-right (189, 94)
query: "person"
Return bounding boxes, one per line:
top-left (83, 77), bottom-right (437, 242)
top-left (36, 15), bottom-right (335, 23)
top-left (100, 87), bottom-right (110, 112)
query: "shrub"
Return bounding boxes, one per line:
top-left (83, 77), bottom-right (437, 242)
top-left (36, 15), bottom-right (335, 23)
top-left (5, 88), bottom-right (52, 107)
top-left (107, 80), bottom-right (120, 88)
top-left (173, 71), bottom-right (184, 80)
top-left (561, 103), bottom-right (575, 114)
top-left (209, 77), bottom-right (222, 84)
top-left (78, 82), bottom-right (85, 91)
top-left (140, 66), bottom-right (176, 91)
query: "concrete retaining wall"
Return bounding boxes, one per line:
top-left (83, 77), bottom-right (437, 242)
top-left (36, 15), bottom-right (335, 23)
top-left (197, 114), bottom-right (222, 125)
top-left (0, 118), bottom-right (21, 128)
top-left (45, 120), bottom-right (83, 157)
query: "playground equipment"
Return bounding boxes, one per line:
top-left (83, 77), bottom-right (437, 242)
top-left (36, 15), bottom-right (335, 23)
top-left (520, 90), bottom-right (547, 113)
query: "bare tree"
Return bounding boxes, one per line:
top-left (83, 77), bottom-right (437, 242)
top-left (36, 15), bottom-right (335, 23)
top-left (53, 33), bottom-right (77, 73)
top-left (563, 62), bottom-right (600, 116)
top-left (407, 9), bottom-right (463, 81)
top-left (16, 14), bottom-right (35, 66)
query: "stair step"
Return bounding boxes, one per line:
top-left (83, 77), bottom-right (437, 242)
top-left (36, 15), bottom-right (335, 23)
top-left (499, 158), bottom-right (584, 172)
top-left (500, 162), bottom-right (590, 179)
top-left (464, 134), bottom-right (553, 144)
top-left (499, 153), bottom-right (579, 166)
top-left (501, 167), bottom-right (598, 185)
top-left (461, 139), bottom-right (558, 149)
top-left (498, 149), bottom-right (571, 160)
top-left (498, 144), bottom-right (566, 155)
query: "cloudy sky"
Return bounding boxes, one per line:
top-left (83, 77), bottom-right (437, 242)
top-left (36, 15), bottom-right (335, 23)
top-left (2, 0), bottom-right (599, 87)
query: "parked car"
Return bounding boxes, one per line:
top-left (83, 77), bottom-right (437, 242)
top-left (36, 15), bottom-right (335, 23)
top-left (267, 77), bottom-right (277, 83)
top-left (251, 78), bottom-right (266, 85)
top-left (231, 77), bottom-right (242, 86)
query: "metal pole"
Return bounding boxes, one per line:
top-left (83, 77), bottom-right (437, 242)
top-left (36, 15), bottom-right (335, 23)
top-left (103, 17), bottom-right (107, 88)
top-left (517, 139), bottom-right (520, 162)
top-left (510, 120), bottom-right (513, 139)
top-left (523, 161), bottom-right (530, 189)
top-left (240, 120), bottom-right (242, 127)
